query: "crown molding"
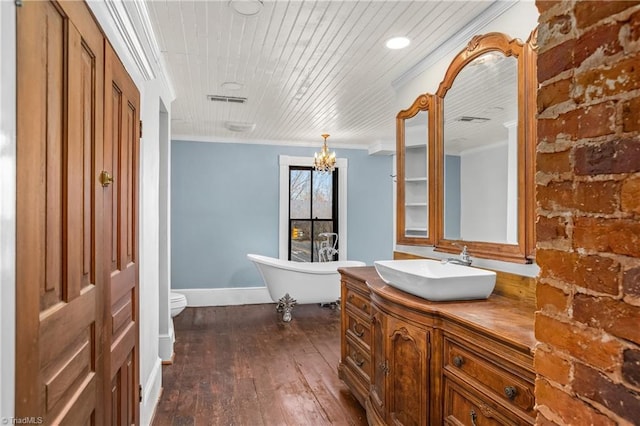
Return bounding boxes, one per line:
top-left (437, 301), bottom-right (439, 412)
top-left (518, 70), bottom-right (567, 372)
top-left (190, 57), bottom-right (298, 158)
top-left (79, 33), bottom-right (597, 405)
top-left (391, 0), bottom-right (518, 91)
top-left (104, 0), bottom-right (156, 81)
top-left (128, 0), bottom-right (176, 100)
top-left (368, 140), bottom-right (396, 156)
top-left (100, 0), bottom-right (176, 101)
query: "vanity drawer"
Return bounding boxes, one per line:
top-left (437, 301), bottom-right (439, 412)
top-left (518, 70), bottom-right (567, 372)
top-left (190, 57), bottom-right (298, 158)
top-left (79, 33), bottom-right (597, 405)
top-left (346, 312), bottom-right (371, 348)
top-left (345, 335), bottom-right (371, 383)
top-left (345, 287), bottom-right (371, 318)
top-left (444, 339), bottom-right (535, 417)
top-left (443, 377), bottom-right (531, 426)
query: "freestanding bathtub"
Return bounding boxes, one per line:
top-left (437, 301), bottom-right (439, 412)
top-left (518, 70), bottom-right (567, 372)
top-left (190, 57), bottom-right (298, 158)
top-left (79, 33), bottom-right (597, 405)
top-left (247, 254), bottom-right (366, 322)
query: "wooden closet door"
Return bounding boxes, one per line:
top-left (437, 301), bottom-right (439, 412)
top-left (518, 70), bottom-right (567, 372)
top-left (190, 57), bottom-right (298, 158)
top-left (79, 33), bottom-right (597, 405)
top-left (16, 1), bottom-right (105, 424)
top-left (103, 42), bottom-right (141, 426)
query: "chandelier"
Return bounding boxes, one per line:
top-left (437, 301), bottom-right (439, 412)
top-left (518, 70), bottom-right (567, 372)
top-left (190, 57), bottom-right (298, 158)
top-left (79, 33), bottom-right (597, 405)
top-left (314, 134), bottom-right (336, 173)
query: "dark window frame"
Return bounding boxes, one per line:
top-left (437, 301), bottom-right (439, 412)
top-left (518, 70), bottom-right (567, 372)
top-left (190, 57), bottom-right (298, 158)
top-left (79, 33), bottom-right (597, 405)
top-left (288, 166), bottom-right (339, 262)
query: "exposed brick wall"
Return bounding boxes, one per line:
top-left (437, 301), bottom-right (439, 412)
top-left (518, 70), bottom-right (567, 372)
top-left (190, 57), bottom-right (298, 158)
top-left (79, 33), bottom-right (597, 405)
top-left (535, 1), bottom-right (640, 425)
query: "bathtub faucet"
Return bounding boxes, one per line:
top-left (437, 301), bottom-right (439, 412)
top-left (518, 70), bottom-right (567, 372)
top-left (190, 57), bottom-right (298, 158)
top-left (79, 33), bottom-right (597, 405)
top-left (318, 232), bottom-right (339, 262)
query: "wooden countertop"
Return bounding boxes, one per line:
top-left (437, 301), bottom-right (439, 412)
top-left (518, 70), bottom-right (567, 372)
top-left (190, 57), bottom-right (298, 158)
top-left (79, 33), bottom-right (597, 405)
top-left (339, 266), bottom-right (536, 354)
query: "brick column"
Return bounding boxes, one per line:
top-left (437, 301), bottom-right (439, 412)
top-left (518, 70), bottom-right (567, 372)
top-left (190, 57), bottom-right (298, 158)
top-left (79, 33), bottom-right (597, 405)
top-left (535, 1), bottom-right (640, 424)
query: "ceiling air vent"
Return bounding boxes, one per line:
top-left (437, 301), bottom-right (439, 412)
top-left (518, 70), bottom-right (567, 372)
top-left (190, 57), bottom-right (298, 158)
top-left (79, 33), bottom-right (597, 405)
top-left (224, 121), bottom-right (256, 132)
top-left (455, 116), bottom-right (490, 123)
top-left (207, 95), bottom-right (247, 104)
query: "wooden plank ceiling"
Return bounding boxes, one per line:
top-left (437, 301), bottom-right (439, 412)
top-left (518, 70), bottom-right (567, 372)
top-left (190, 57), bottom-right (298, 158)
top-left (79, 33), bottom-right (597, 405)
top-left (147, 0), bottom-right (496, 148)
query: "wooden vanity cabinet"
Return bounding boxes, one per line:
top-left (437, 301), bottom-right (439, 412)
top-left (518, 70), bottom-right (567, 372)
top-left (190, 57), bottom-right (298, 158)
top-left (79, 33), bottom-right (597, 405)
top-left (338, 267), bottom-right (535, 426)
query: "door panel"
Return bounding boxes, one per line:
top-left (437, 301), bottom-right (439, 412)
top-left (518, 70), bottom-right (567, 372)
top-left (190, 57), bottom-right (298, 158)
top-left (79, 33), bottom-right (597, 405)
top-left (104, 41), bottom-right (141, 426)
top-left (387, 317), bottom-right (429, 426)
top-left (16, 0), bottom-right (105, 424)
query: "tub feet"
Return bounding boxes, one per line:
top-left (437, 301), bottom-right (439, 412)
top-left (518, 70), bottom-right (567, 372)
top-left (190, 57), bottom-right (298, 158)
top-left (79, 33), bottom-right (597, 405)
top-left (276, 293), bottom-right (297, 322)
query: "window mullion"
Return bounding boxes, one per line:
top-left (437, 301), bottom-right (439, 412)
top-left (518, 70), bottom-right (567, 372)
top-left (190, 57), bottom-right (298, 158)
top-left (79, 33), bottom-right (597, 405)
top-left (310, 168), bottom-right (314, 262)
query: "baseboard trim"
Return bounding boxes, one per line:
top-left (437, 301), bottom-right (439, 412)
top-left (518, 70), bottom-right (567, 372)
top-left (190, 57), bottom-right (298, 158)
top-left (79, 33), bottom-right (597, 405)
top-left (158, 328), bottom-right (174, 363)
top-left (161, 354), bottom-right (175, 365)
top-left (140, 357), bottom-right (162, 426)
top-left (178, 287), bottom-right (273, 307)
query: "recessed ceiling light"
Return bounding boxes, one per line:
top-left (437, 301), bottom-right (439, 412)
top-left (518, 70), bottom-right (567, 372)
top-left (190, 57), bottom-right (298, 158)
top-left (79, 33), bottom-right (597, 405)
top-left (385, 36), bottom-right (410, 50)
top-left (221, 81), bottom-right (243, 91)
top-left (228, 0), bottom-right (263, 17)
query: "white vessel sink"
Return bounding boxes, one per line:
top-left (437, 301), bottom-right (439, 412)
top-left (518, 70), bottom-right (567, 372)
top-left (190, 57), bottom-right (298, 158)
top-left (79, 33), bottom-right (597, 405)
top-left (374, 259), bottom-right (496, 301)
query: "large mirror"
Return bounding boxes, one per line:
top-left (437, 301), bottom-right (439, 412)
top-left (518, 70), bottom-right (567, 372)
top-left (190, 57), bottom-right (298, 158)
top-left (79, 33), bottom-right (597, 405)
top-left (435, 32), bottom-right (536, 263)
top-left (396, 94), bottom-right (435, 246)
top-left (443, 53), bottom-right (518, 243)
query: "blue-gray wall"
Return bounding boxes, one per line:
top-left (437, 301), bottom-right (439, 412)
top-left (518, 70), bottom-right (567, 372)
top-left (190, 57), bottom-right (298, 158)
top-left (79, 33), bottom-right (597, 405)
top-left (171, 140), bottom-right (393, 289)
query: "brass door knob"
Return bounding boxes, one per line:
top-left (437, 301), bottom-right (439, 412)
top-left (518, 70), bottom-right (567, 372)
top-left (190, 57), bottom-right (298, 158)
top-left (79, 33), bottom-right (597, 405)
top-left (100, 170), bottom-right (114, 187)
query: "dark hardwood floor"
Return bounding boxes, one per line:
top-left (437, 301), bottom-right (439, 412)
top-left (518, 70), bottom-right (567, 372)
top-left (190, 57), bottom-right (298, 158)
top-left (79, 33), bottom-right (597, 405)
top-left (152, 303), bottom-right (368, 426)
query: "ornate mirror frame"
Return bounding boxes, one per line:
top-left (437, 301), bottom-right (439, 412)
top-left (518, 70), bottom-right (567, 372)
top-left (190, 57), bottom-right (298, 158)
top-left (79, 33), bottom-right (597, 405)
top-left (396, 93), bottom-right (436, 246)
top-left (434, 32), bottom-right (537, 263)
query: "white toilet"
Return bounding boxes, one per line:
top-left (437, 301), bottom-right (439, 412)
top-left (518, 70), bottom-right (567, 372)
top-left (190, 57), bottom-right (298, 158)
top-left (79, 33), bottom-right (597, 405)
top-left (170, 292), bottom-right (187, 317)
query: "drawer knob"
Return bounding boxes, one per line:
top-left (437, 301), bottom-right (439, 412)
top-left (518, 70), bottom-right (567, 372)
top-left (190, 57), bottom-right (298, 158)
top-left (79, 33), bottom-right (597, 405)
top-left (361, 303), bottom-right (368, 312)
top-left (504, 386), bottom-right (518, 400)
top-left (453, 355), bottom-right (464, 368)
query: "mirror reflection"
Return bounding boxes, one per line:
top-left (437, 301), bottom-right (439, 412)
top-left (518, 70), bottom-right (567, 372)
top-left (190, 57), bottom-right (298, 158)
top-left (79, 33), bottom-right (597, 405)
top-left (443, 51), bottom-right (518, 244)
top-left (403, 110), bottom-right (429, 239)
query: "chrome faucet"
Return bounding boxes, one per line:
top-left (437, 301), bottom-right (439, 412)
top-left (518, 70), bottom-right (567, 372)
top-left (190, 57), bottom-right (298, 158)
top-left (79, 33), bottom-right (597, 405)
top-left (443, 245), bottom-right (472, 266)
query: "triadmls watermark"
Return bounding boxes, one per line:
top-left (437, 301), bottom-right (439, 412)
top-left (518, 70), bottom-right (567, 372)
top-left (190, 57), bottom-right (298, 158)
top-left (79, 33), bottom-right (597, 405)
top-left (1, 418), bottom-right (43, 425)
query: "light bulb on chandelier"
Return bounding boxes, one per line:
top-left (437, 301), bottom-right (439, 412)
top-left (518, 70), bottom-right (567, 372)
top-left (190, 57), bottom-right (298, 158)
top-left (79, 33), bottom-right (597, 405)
top-left (314, 133), bottom-right (336, 173)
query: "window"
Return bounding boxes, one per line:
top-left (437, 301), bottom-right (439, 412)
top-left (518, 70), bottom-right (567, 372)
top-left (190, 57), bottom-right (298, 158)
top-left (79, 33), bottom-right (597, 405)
top-left (279, 155), bottom-right (348, 261)
top-left (289, 167), bottom-right (338, 262)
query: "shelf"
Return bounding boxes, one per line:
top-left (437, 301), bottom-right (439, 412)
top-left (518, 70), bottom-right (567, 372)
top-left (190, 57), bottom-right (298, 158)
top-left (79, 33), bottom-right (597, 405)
top-left (405, 229), bottom-right (428, 237)
top-left (405, 203), bottom-right (427, 207)
top-left (406, 144), bottom-right (427, 150)
top-left (405, 177), bottom-right (427, 182)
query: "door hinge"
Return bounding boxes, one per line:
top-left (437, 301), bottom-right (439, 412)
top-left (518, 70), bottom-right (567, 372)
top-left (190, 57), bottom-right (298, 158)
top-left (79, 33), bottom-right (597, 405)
top-left (140, 120), bottom-right (143, 139)
top-left (139, 384), bottom-right (143, 403)
top-left (15, 0), bottom-right (22, 6)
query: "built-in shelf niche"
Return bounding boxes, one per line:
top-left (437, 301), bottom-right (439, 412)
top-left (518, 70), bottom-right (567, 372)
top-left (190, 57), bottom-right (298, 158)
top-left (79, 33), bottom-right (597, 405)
top-left (404, 144), bottom-right (428, 237)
